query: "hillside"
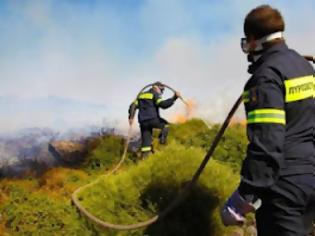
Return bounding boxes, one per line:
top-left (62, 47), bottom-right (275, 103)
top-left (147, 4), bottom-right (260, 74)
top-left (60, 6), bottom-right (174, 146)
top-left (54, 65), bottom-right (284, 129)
top-left (0, 119), bottom-right (257, 236)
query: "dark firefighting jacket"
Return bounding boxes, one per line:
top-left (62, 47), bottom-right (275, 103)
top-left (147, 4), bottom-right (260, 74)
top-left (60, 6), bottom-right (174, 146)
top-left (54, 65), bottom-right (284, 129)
top-left (238, 42), bottom-right (315, 196)
top-left (128, 88), bottom-right (177, 122)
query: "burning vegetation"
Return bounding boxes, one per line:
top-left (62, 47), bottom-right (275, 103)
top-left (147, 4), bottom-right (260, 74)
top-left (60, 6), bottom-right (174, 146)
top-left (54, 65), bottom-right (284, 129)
top-left (170, 98), bottom-right (197, 124)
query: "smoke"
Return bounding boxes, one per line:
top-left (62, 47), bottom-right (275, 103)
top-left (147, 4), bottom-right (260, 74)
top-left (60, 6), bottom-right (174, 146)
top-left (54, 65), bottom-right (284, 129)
top-left (0, 127), bottom-right (57, 177)
top-left (0, 1), bottom-right (314, 134)
top-left (0, 1), bottom-right (314, 178)
top-left (0, 125), bottom-right (117, 178)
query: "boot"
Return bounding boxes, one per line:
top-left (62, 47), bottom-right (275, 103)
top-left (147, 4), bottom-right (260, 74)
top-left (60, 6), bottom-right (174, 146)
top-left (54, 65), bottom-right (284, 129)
top-left (159, 127), bottom-right (168, 145)
top-left (159, 135), bottom-right (167, 144)
top-left (141, 151), bottom-right (151, 159)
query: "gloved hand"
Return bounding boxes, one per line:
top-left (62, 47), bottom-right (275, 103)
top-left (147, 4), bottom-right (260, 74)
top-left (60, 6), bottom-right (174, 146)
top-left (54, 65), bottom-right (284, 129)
top-left (220, 190), bottom-right (261, 226)
top-left (174, 91), bottom-right (181, 99)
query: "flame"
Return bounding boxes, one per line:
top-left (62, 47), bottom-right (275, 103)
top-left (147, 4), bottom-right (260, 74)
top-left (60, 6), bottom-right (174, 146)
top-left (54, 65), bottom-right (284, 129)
top-left (170, 98), bottom-right (197, 124)
top-left (172, 114), bottom-right (187, 124)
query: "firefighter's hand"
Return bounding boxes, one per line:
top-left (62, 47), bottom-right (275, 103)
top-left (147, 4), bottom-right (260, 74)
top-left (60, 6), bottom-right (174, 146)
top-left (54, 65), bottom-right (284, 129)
top-left (220, 204), bottom-right (245, 226)
top-left (174, 91), bottom-right (181, 99)
top-left (220, 190), bottom-right (260, 226)
top-left (129, 118), bottom-right (134, 125)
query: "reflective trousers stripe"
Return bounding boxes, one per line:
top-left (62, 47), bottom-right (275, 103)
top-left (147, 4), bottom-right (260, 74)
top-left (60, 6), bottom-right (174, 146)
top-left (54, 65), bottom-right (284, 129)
top-left (141, 146), bottom-right (152, 152)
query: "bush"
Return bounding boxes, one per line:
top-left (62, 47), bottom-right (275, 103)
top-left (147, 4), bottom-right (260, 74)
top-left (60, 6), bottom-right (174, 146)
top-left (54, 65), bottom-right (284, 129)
top-left (83, 135), bottom-right (126, 173)
top-left (1, 187), bottom-right (92, 236)
top-left (38, 167), bottom-right (90, 200)
top-left (212, 123), bottom-right (247, 171)
top-left (0, 119), bottom-right (248, 235)
top-left (168, 119), bottom-right (213, 149)
top-left (77, 142), bottom-right (239, 235)
top-left (169, 119), bottom-right (247, 170)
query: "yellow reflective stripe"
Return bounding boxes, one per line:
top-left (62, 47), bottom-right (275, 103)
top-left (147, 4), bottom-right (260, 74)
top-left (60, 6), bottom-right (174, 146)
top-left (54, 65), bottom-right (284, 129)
top-left (138, 93), bottom-right (154, 100)
top-left (247, 109), bottom-right (285, 125)
top-left (141, 146), bottom-right (151, 152)
top-left (156, 98), bottom-right (163, 105)
top-left (248, 117), bottom-right (286, 124)
top-left (243, 90), bottom-right (250, 103)
top-left (248, 109), bottom-right (285, 115)
top-left (133, 99), bottom-right (138, 105)
top-left (285, 75), bottom-right (314, 102)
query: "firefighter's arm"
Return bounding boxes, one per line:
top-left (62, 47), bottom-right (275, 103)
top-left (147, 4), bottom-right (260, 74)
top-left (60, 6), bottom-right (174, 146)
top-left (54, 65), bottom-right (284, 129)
top-left (155, 93), bottom-right (179, 109)
top-left (128, 99), bottom-right (138, 123)
top-left (238, 71), bottom-right (285, 197)
top-left (221, 71), bottom-right (284, 226)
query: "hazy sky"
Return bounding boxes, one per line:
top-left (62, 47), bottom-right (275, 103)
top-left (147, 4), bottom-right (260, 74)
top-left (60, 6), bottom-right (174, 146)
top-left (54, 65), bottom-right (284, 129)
top-left (0, 0), bottom-right (314, 133)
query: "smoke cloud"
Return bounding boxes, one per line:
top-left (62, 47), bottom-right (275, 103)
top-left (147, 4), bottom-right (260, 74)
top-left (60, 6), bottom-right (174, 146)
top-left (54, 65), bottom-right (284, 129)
top-left (0, 1), bottom-right (314, 134)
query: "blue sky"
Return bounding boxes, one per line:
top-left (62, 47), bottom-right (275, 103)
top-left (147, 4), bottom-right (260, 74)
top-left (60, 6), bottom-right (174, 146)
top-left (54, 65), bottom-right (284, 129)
top-left (0, 0), bottom-right (314, 133)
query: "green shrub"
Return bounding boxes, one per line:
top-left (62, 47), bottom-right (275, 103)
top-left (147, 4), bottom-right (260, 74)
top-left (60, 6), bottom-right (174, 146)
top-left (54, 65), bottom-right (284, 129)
top-left (169, 119), bottom-right (247, 170)
top-left (0, 119), bottom-right (248, 235)
top-left (1, 187), bottom-right (92, 236)
top-left (38, 167), bottom-right (91, 200)
top-left (83, 135), bottom-right (126, 173)
top-left (212, 124), bottom-right (247, 171)
top-left (168, 119), bottom-right (213, 149)
top-left (77, 142), bottom-right (239, 236)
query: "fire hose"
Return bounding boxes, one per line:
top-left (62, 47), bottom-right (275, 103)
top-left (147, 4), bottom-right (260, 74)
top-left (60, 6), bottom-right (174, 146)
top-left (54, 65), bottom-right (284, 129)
top-left (72, 55), bottom-right (314, 231)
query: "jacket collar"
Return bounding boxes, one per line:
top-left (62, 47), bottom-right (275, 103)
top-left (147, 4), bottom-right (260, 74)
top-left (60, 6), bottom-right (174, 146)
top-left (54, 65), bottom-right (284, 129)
top-left (248, 42), bottom-right (288, 74)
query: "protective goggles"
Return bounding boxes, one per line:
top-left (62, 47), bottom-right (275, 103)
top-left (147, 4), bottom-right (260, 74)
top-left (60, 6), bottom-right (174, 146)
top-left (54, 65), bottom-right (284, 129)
top-left (240, 31), bottom-right (284, 54)
top-left (240, 38), bottom-right (250, 54)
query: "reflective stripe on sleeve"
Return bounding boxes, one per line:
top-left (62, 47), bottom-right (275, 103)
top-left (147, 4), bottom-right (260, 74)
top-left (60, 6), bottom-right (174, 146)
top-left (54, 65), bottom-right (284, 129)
top-left (156, 98), bottom-right (163, 105)
top-left (247, 108), bottom-right (285, 125)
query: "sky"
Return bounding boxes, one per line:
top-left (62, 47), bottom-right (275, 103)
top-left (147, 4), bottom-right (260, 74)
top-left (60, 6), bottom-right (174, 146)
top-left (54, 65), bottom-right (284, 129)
top-left (0, 0), bottom-right (314, 133)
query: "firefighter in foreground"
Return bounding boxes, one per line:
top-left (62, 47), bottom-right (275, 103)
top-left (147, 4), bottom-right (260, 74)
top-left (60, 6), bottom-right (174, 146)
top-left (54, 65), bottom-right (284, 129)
top-left (129, 82), bottom-right (180, 158)
top-left (220, 5), bottom-right (315, 235)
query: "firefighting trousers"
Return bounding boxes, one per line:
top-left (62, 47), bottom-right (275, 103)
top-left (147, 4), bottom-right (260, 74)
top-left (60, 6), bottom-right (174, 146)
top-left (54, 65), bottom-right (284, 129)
top-left (139, 118), bottom-right (169, 153)
top-left (256, 173), bottom-right (315, 236)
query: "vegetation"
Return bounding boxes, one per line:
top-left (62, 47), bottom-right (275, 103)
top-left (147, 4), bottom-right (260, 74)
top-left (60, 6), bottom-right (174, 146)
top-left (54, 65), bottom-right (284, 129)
top-left (169, 119), bottom-right (247, 170)
top-left (0, 171), bottom-right (94, 235)
top-left (82, 135), bottom-right (126, 173)
top-left (0, 119), bottom-right (249, 235)
top-left (1, 189), bottom-right (91, 236)
top-left (77, 142), bottom-right (240, 236)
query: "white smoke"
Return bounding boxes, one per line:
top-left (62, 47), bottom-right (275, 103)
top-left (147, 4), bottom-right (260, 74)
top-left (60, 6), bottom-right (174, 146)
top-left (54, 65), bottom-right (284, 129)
top-left (0, 1), bottom-right (314, 133)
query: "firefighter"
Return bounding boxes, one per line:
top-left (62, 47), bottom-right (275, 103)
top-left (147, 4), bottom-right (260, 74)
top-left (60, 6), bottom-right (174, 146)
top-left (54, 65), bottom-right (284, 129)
top-left (129, 82), bottom-right (180, 158)
top-left (220, 5), bottom-right (315, 235)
